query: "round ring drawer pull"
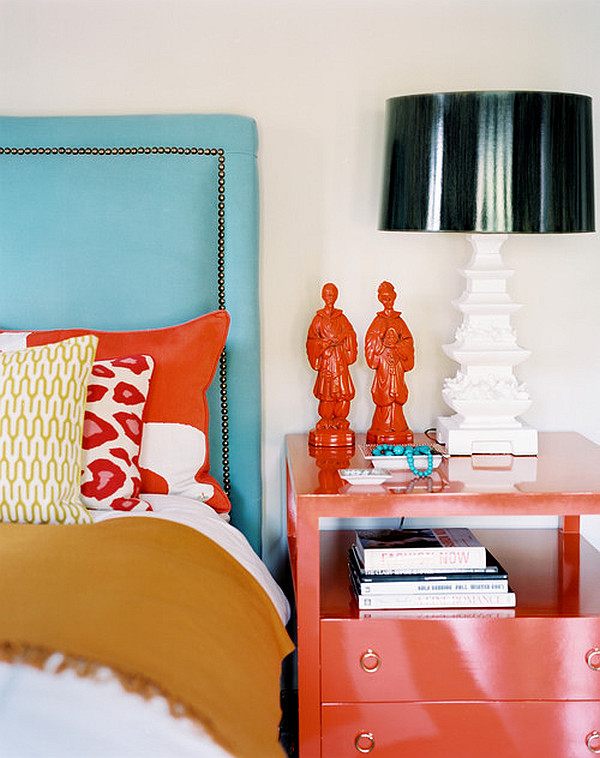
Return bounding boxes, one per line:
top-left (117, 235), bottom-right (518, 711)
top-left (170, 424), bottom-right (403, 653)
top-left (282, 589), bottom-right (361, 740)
top-left (355, 731), bottom-right (375, 753)
top-left (586, 731), bottom-right (600, 754)
top-left (586, 648), bottom-right (600, 671)
top-left (360, 649), bottom-right (381, 673)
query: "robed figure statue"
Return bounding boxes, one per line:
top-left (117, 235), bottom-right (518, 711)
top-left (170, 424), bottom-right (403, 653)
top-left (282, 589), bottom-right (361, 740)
top-left (306, 283), bottom-right (357, 447)
top-left (365, 281), bottom-right (415, 445)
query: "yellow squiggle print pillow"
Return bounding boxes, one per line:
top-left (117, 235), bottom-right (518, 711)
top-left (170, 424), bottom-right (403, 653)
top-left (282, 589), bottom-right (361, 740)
top-left (0, 335), bottom-right (98, 523)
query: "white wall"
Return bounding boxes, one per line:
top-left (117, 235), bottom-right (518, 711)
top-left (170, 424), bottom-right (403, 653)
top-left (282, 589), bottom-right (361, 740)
top-left (1, 0), bottom-right (599, 571)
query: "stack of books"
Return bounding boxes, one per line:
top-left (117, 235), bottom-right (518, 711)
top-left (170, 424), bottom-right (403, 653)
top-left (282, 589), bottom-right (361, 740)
top-left (350, 527), bottom-right (516, 610)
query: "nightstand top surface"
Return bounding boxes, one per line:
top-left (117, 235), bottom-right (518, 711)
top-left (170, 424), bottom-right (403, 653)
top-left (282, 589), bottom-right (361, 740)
top-left (286, 432), bottom-right (600, 516)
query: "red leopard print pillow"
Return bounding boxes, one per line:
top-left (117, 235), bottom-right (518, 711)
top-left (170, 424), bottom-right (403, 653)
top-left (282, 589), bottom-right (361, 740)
top-left (80, 355), bottom-right (154, 511)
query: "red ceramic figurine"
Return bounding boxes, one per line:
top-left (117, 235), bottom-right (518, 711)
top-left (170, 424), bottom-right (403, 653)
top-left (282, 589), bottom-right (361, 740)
top-left (306, 283), bottom-right (357, 447)
top-left (365, 281), bottom-right (414, 445)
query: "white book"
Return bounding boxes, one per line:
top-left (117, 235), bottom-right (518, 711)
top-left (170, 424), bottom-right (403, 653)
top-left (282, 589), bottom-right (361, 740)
top-left (355, 527), bottom-right (487, 572)
top-left (354, 589), bottom-right (516, 610)
top-left (353, 572), bottom-right (509, 596)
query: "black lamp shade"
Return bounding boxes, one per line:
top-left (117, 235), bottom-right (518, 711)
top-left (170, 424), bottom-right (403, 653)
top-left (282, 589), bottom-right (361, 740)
top-left (380, 91), bottom-right (595, 233)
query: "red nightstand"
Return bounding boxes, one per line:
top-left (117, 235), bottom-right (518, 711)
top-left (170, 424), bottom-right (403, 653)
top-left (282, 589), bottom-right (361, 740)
top-left (286, 432), bottom-right (600, 757)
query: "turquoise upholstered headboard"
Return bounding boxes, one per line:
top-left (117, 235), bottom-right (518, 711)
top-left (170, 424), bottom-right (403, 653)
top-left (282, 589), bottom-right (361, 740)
top-left (0, 114), bottom-right (262, 552)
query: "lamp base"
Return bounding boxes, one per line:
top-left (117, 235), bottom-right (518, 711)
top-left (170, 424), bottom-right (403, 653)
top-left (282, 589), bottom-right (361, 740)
top-left (436, 415), bottom-right (538, 456)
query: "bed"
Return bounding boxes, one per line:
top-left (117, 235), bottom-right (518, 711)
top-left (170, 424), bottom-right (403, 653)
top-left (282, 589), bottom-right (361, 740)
top-left (0, 114), bottom-right (293, 757)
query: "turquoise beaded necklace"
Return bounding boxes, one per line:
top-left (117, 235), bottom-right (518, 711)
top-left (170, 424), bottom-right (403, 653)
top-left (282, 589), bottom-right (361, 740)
top-left (372, 444), bottom-right (434, 478)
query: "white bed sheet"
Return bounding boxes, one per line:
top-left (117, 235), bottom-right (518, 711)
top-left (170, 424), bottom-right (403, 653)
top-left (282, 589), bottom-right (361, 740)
top-left (0, 497), bottom-right (291, 757)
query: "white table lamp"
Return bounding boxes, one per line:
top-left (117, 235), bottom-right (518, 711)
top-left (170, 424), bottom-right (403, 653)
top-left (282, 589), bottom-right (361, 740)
top-left (379, 91), bottom-right (595, 455)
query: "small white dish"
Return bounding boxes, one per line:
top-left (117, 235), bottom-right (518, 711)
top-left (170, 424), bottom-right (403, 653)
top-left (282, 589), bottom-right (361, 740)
top-left (339, 468), bottom-right (391, 486)
top-left (360, 444), bottom-right (443, 472)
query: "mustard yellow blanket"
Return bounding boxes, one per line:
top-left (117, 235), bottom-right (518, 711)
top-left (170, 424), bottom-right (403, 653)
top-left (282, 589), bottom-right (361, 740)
top-left (0, 518), bottom-right (294, 758)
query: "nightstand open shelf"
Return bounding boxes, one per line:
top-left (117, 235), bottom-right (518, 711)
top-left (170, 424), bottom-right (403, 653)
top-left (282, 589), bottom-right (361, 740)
top-left (286, 432), bottom-right (600, 757)
top-left (320, 528), bottom-right (600, 620)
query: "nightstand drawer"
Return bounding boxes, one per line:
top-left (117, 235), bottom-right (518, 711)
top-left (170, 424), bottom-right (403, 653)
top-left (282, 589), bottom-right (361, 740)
top-left (321, 617), bottom-right (600, 702)
top-left (321, 701), bottom-right (600, 758)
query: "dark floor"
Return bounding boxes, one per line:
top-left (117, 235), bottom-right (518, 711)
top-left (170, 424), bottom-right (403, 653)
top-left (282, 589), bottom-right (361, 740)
top-left (279, 689), bottom-right (298, 757)
top-left (279, 564), bottom-right (298, 757)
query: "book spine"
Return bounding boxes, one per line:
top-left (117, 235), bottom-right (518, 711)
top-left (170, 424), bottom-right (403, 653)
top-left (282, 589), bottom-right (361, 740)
top-left (356, 591), bottom-right (516, 610)
top-left (358, 564), bottom-right (499, 575)
top-left (359, 608), bottom-right (517, 619)
top-left (360, 546), bottom-right (487, 572)
top-left (356, 578), bottom-right (509, 595)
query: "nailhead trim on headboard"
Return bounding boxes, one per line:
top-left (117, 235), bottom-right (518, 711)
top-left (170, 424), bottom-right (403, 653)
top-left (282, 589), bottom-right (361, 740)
top-left (0, 146), bottom-right (222, 156)
top-left (216, 152), bottom-right (230, 493)
top-left (0, 145), bottom-right (231, 497)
